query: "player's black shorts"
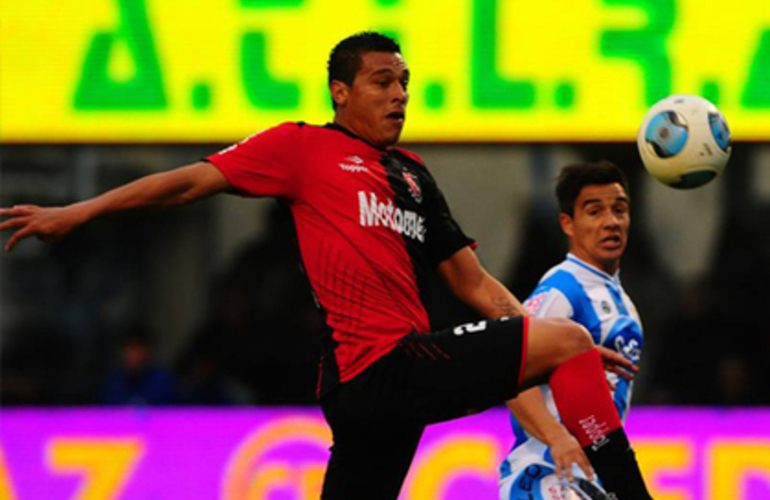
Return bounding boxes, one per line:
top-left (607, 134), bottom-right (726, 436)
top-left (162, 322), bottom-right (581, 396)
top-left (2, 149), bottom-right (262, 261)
top-left (320, 316), bottom-right (528, 500)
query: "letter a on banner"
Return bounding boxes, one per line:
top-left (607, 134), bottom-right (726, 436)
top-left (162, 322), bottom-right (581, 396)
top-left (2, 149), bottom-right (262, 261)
top-left (74, 0), bottom-right (166, 110)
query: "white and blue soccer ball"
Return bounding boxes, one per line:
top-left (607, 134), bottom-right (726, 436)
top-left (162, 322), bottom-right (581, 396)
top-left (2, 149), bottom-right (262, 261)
top-left (637, 94), bottom-right (731, 189)
top-left (538, 474), bottom-right (610, 500)
top-left (502, 462), bottom-right (611, 500)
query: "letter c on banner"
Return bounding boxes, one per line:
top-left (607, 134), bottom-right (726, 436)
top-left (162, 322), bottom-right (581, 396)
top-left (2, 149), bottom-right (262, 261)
top-left (221, 416), bottom-right (331, 500)
top-left (405, 436), bottom-right (500, 499)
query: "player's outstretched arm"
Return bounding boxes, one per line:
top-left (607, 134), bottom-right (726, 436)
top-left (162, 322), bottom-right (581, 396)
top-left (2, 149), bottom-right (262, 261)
top-left (438, 249), bottom-right (639, 378)
top-left (0, 161), bottom-right (230, 252)
top-left (507, 388), bottom-right (594, 482)
top-left (437, 246), bottom-right (526, 319)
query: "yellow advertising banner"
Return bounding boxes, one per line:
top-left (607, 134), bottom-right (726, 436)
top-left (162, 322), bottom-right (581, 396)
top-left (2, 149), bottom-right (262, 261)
top-left (2, 0), bottom-right (770, 142)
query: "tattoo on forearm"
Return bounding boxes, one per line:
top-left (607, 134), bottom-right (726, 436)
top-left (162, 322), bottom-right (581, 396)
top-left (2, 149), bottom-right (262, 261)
top-left (492, 296), bottom-right (523, 318)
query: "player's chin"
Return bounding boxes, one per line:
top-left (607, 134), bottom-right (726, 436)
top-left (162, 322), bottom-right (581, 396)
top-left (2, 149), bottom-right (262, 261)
top-left (380, 128), bottom-right (403, 146)
top-left (602, 248), bottom-right (625, 264)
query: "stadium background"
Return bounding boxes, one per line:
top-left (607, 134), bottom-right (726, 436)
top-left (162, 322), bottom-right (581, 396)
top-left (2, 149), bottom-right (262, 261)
top-left (2, 1), bottom-right (770, 498)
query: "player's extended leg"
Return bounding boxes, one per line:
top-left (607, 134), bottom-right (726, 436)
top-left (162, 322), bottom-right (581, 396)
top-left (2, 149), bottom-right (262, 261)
top-left (320, 422), bottom-right (423, 500)
top-left (522, 318), bottom-right (653, 500)
top-left (319, 352), bottom-right (426, 500)
top-left (319, 316), bottom-right (529, 500)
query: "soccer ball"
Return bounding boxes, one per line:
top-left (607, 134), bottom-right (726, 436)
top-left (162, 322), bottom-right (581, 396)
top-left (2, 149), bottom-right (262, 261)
top-left (504, 462), bottom-right (611, 500)
top-left (637, 94), bottom-right (731, 189)
top-left (539, 474), bottom-right (611, 500)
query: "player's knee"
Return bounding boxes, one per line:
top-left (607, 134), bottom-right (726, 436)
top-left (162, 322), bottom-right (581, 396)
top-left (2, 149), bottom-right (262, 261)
top-left (527, 318), bottom-right (595, 376)
top-left (559, 320), bottom-right (594, 358)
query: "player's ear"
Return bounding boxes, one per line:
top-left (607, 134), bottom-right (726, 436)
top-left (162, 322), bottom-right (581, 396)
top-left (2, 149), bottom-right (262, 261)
top-left (330, 80), bottom-right (349, 109)
top-left (559, 212), bottom-right (574, 238)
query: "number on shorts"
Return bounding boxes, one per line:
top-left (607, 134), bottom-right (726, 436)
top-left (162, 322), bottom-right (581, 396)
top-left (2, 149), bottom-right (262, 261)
top-left (453, 320), bottom-right (488, 336)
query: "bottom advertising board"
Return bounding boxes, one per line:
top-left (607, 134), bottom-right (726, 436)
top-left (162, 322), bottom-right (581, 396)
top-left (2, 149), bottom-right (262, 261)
top-left (1, 408), bottom-right (769, 499)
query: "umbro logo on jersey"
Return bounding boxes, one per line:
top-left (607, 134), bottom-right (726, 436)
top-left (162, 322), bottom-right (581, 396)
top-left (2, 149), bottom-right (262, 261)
top-left (339, 156), bottom-right (369, 173)
top-left (601, 301), bottom-right (611, 313)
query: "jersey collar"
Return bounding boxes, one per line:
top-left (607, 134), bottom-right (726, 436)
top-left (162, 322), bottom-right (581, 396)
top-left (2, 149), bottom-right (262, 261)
top-left (566, 253), bottom-right (621, 284)
top-left (325, 122), bottom-right (390, 152)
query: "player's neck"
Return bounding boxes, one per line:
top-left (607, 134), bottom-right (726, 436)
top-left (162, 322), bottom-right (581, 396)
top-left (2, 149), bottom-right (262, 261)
top-left (331, 117), bottom-right (381, 150)
top-left (568, 252), bottom-right (620, 277)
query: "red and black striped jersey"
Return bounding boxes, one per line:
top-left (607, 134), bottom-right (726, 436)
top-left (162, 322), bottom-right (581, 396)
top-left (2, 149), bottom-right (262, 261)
top-left (206, 122), bottom-right (473, 394)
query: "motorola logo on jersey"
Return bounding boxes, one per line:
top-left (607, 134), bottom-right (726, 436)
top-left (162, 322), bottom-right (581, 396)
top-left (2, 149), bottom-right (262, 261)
top-left (358, 191), bottom-right (426, 242)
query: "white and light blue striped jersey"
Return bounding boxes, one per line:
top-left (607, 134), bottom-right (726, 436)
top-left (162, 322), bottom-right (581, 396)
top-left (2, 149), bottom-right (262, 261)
top-left (499, 253), bottom-right (643, 488)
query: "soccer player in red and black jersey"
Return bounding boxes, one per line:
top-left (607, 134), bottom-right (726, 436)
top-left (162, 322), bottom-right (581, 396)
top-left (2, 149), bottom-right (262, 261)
top-left (1, 32), bottom-right (652, 500)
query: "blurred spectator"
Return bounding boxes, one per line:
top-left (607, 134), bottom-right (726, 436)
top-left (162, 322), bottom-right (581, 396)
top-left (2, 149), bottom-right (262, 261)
top-left (181, 204), bottom-right (322, 405)
top-left (647, 276), bottom-right (718, 405)
top-left (176, 335), bottom-right (252, 405)
top-left (647, 272), bottom-right (766, 406)
top-left (715, 354), bottom-right (754, 406)
top-left (101, 325), bottom-right (179, 405)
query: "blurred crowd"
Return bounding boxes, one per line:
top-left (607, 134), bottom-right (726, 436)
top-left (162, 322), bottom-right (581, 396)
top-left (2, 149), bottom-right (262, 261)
top-left (2, 144), bottom-right (770, 407)
top-left (2, 205), bottom-right (322, 406)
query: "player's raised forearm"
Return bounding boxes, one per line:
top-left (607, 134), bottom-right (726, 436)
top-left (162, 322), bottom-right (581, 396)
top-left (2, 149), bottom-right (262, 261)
top-left (470, 273), bottom-right (526, 319)
top-left (75, 162), bottom-right (228, 220)
top-left (452, 269), bottom-right (526, 319)
top-left (438, 247), bottom-right (526, 319)
top-left (507, 387), bottom-right (567, 445)
top-left (1, 162), bottom-right (229, 251)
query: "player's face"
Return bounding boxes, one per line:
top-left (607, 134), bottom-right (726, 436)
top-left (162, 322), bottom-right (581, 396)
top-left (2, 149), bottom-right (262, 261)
top-left (331, 51), bottom-right (409, 148)
top-left (560, 183), bottom-right (630, 275)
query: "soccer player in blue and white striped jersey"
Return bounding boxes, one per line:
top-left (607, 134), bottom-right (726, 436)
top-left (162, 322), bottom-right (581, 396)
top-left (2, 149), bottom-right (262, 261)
top-left (500, 161), bottom-right (644, 500)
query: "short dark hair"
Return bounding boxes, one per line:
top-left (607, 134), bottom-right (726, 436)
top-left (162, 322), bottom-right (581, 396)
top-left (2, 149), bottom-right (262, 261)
top-left (327, 31), bottom-right (401, 86)
top-left (556, 161), bottom-right (630, 216)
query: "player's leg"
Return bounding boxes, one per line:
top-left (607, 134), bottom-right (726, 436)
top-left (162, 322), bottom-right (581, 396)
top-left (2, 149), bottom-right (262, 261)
top-left (516, 317), bottom-right (594, 386)
top-left (319, 317), bottom-right (529, 500)
top-left (319, 352), bottom-right (426, 500)
top-left (320, 422), bottom-right (422, 500)
top-left (397, 317), bottom-right (529, 423)
top-left (523, 318), bottom-right (652, 500)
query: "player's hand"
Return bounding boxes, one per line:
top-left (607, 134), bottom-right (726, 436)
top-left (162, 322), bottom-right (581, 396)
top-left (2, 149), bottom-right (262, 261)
top-left (547, 427), bottom-right (595, 482)
top-left (595, 345), bottom-right (637, 381)
top-left (0, 205), bottom-right (82, 251)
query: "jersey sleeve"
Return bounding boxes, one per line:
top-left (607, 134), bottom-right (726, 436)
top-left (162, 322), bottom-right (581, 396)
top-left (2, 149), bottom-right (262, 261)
top-left (205, 122), bottom-right (303, 199)
top-left (423, 178), bottom-right (475, 266)
top-left (524, 287), bottom-right (573, 319)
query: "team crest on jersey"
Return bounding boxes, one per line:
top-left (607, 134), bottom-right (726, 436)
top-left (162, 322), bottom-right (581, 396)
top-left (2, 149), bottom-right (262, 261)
top-left (402, 171), bottom-right (422, 203)
top-left (601, 300), bottom-right (611, 314)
